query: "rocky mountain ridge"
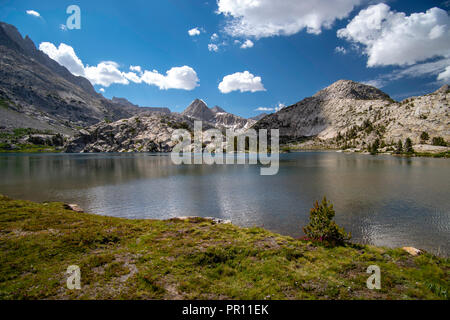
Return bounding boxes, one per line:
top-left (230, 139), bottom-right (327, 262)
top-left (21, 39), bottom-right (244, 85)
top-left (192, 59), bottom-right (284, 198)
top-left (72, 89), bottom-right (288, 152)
top-left (0, 22), bottom-right (147, 135)
top-left (253, 80), bottom-right (449, 149)
top-left (66, 113), bottom-right (218, 153)
top-left (66, 81), bottom-right (449, 154)
top-left (65, 99), bottom-right (257, 153)
top-left (182, 99), bottom-right (256, 132)
top-left (111, 97), bottom-right (171, 115)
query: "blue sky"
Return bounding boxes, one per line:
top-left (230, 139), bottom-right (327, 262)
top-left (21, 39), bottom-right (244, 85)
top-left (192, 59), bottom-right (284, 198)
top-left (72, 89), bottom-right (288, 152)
top-left (1, 0), bottom-right (449, 118)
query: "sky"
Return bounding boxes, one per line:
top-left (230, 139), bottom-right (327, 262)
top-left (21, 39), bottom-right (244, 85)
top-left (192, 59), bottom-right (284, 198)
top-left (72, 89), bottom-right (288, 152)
top-left (0, 0), bottom-right (449, 118)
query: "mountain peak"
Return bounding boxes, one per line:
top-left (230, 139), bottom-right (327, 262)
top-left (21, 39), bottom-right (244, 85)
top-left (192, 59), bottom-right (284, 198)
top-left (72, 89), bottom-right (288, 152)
top-left (193, 98), bottom-right (207, 106)
top-left (313, 80), bottom-right (392, 101)
top-left (182, 99), bottom-right (214, 121)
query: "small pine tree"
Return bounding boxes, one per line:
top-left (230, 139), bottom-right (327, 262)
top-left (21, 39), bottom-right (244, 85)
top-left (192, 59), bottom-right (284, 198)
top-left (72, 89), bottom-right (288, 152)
top-left (405, 138), bottom-right (414, 154)
top-left (432, 136), bottom-right (447, 147)
top-left (420, 131), bottom-right (429, 143)
top-left (303, 197), bottom-right (351, 246)
top-left (395, 140), bottom-right (403, 154)
top-left (369, 138), bottom-right (380, 155)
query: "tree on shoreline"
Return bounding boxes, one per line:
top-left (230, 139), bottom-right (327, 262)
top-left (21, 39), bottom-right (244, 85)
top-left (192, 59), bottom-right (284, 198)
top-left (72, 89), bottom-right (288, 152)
top-left (432, 136), bottom-right (447, 147)
top-left (395, 140), bottom-right (403, 154)
top-left (303, 197), bottom-right (351, 246)
top-left (420, 131), bottom-right (429, 143)
top-left (405, 138), bottom-right (414, 154)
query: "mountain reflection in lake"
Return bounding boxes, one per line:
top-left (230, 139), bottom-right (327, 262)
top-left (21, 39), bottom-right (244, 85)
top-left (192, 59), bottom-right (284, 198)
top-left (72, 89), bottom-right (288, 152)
top-left (0, 152), bottom-right (449, 255)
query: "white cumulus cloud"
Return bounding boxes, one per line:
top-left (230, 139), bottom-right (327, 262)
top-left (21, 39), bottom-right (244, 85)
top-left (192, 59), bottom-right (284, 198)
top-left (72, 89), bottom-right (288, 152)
top-left (218, 71), bottom-right (266, 93)
top-left (40, 42), bottom-right (199, 89)
top-left (217, 0), bottom-right (361, 38)
top-left (26, 10), bottom-right (40, 18)
top-left (240, 39), bottom-right (254, 49)
top-left (141, 66), bottom-right (199, 90)
top-left (39, 42), bottom-right (85, 76)
top-left (188, 27), bottom-right (201, 36)
top-left (84, 61), bottom-right (130, 87)
top-left (337, 4), bottom-right (450, 67)
top-left (123, 71), bottom-right (142, 84)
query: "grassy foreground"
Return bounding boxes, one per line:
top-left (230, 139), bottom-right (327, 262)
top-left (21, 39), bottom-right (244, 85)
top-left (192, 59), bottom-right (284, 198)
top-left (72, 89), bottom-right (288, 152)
top-left (0, 195), bottom-right (448, 300)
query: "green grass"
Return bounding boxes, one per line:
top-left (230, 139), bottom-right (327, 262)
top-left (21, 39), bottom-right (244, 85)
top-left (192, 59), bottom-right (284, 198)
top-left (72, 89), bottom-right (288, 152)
top-left (0, 128), bottom-right (61, 153)
top-left (0, 128), bottom-right (55, 140)
top-left (0, 195), bottom-right (448, 300)
top-left (413, 151), bottom-right (450, 158)
top-left (0, 144), bottom-right (61, 153)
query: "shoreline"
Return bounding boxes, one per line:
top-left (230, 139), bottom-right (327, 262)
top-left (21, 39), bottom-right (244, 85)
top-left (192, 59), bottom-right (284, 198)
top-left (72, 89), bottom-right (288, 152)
top-left (0, 195), bottom-right (448, 300)
top-left (1, 147), bottom-right (449, 158)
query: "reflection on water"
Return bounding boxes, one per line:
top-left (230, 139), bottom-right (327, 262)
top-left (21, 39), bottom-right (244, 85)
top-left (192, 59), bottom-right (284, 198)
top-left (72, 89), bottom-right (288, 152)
top-left (0, 152), bottom-right (449, 255)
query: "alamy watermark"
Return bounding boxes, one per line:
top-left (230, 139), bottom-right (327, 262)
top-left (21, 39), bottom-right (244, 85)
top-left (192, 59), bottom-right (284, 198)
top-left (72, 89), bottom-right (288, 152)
top-left (366, 265), bottom-right (381, 290)
top-left (170, 121), bottom-right (280, 175)
top-left (66, 265), bottom-right (81, 290)
top-left (66, 5), bottom-right (81, 30)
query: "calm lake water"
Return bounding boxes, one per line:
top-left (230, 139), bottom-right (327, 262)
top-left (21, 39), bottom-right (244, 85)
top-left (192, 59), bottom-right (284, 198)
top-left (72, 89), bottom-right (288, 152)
top-left (0, 152), bottom-right (449, 255)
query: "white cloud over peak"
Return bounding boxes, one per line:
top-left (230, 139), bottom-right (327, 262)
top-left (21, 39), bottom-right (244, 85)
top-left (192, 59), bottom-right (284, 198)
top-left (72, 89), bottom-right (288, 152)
top-left (277, 103), bottom-right (286, 111)
top-left (39, 42), bottom-right (85, 76)
top-left (188, 27), bottom-right (201, 36)
top-left (26, 10), bottom-right (40, 18)
top-left (39, 42), bottom-right (199, 90)
top-left (240, 39), bottom-right (254, 49)
top-left (216, 0), bottom-right (361, 38)
top-left (140, 66), bottom-right (199, 90)
top-left (218, 71), bottom-right (265, 93)
top-left (337, 4), bottom-right (450, 67)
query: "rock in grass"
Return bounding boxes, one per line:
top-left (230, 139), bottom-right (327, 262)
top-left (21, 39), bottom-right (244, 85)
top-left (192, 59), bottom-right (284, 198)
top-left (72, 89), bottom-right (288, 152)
top-left (64, 203), bottom-right (84, 213)
top-left (402, 247), bottom-right (423, 256)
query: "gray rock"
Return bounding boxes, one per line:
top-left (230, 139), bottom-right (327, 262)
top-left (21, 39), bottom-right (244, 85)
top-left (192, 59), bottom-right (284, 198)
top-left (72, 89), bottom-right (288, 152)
top-left (253, 80), bottom-right (450, 147)
top-left (64, 203), bottom-right (84, 213)
top-left (65, 113), bottom-right (197, 153)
